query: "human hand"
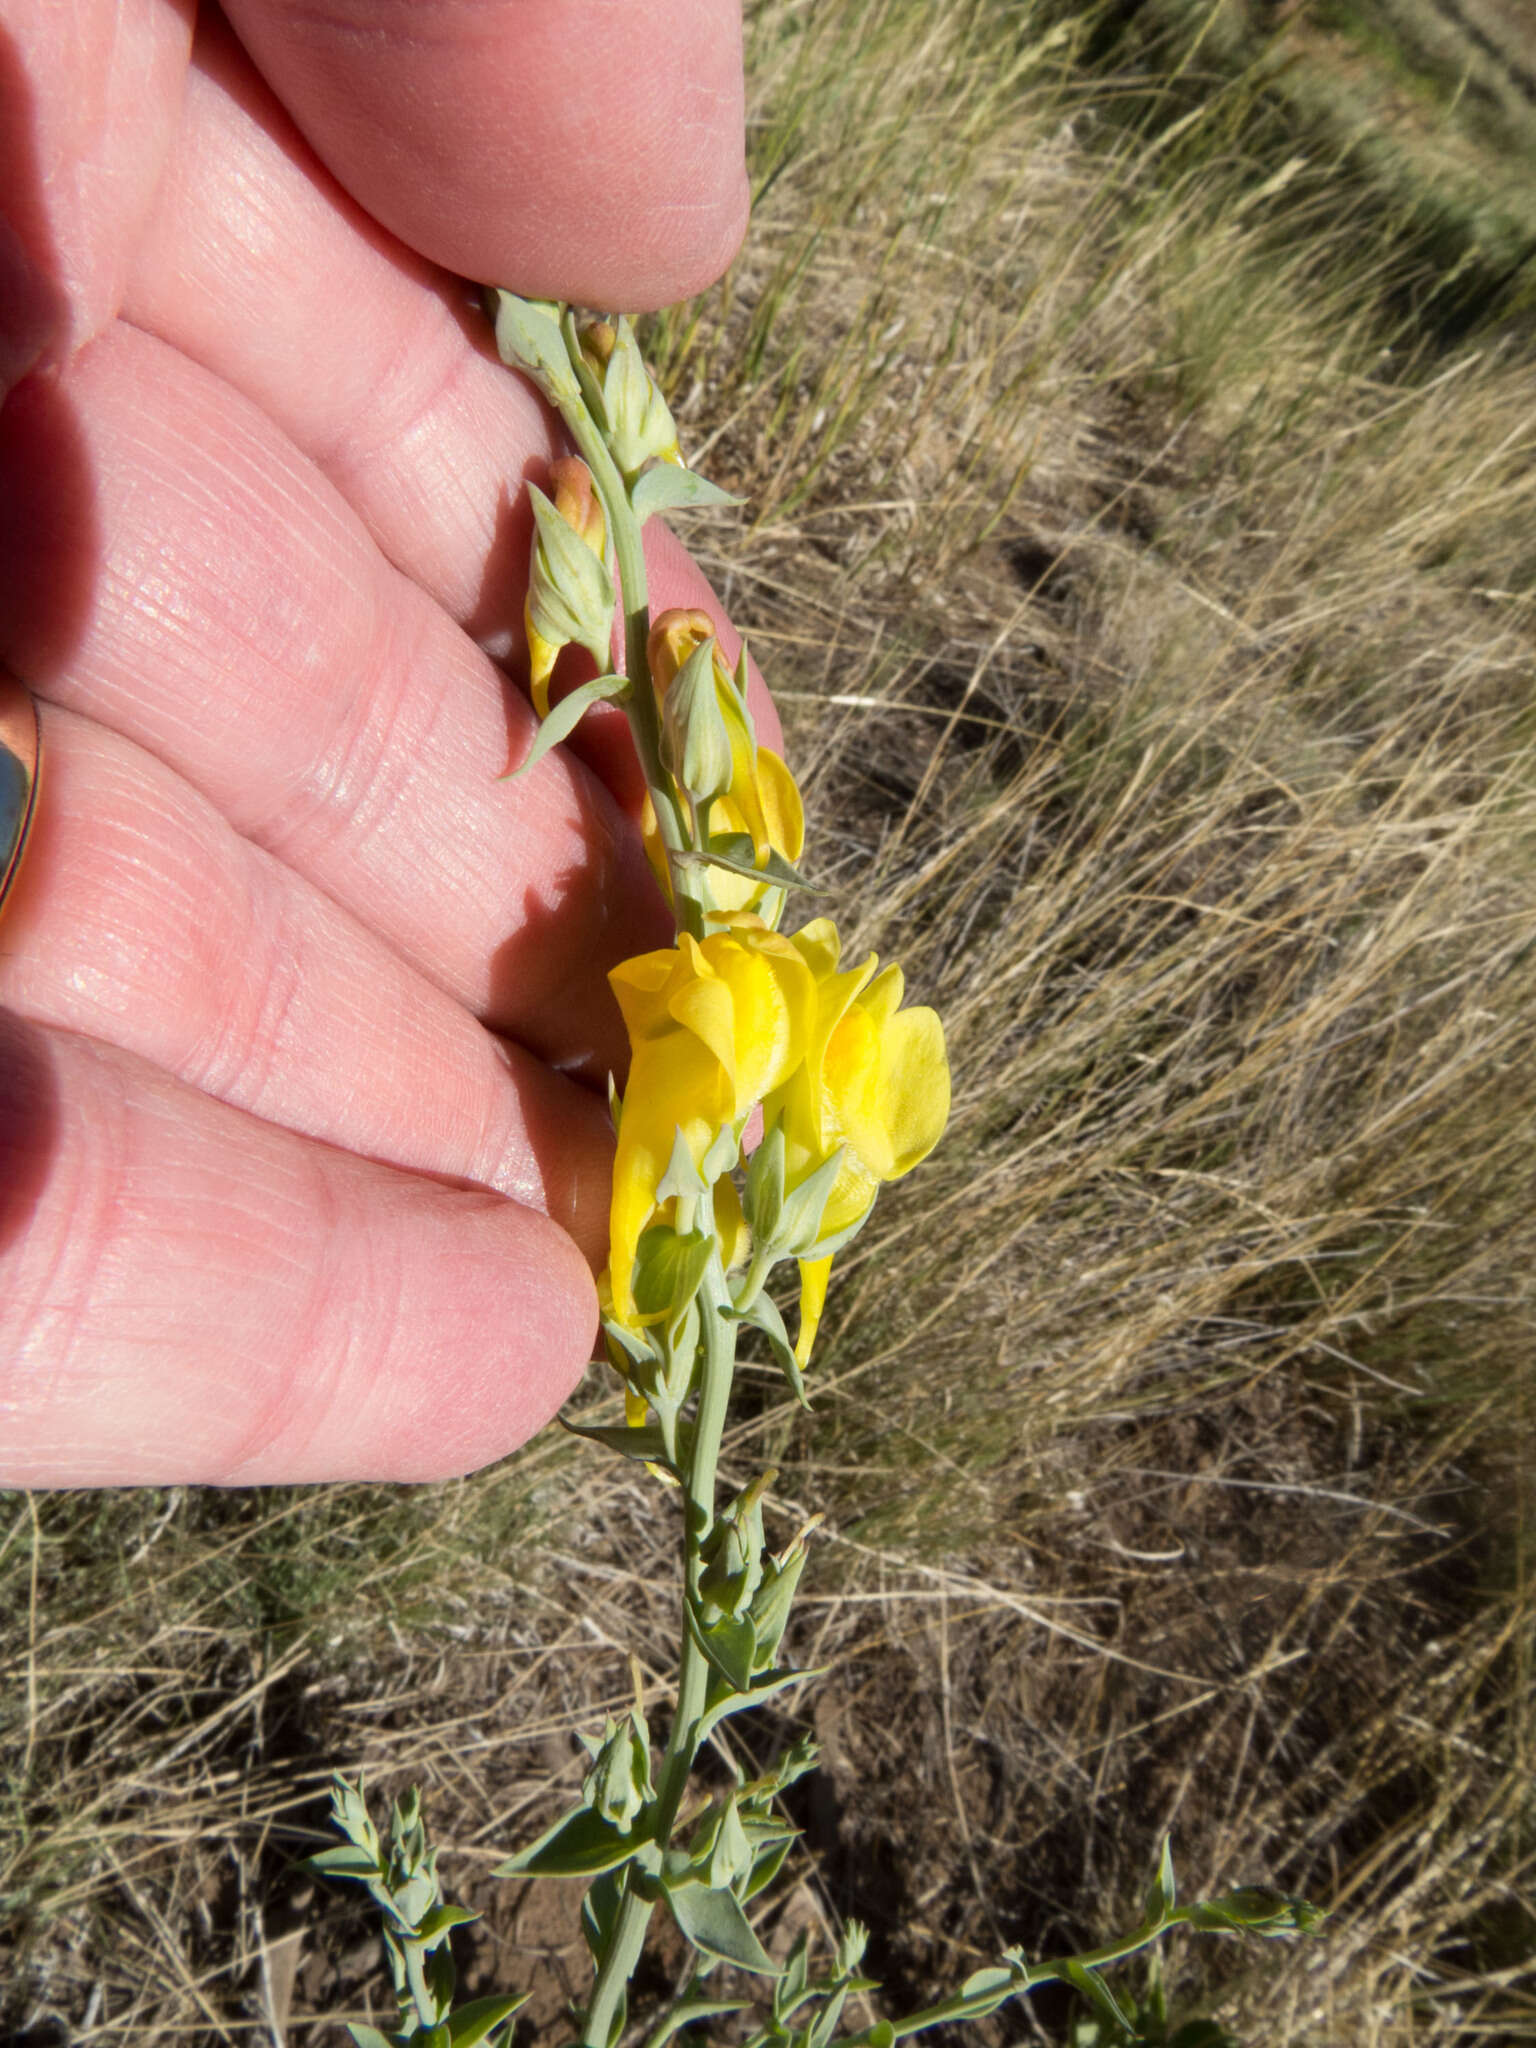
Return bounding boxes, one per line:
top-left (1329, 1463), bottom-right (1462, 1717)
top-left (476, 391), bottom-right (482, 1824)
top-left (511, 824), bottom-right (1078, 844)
top-left (0, 0), bottom-right (760, 1486)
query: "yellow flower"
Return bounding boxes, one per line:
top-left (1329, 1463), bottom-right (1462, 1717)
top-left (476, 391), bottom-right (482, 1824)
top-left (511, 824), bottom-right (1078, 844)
top-left (762, 917), bottom-right (950, 1364)
top-left (607, 922), bottom-right (815, 1326)
top-left (524, 456), bottom-right (609, 719)
top-left (643, 609), bottom-right (804, 919)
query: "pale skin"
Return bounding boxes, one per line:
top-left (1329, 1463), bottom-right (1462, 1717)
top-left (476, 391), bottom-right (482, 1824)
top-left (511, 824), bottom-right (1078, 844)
top-left (0, 0), bottom-right (772, 1486)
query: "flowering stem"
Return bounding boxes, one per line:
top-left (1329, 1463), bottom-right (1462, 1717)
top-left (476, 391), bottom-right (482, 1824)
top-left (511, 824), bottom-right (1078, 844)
top-left (580, 1271), bottom-right (738, 2048)
top-left (553, 403), bottom-right (706, 945)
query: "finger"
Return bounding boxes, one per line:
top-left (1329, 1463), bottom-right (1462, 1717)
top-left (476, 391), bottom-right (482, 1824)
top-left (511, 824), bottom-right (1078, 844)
top-left (0, 1011), bottom-right (594, 1486)
top-left (123, 9), bottom-right (556, 645)
top-left (121, 12), bottom-right (783, 765)
top-left (0, 0), bottom-right (193, 366)
top-left (0, 322), bottom-right (672, 1075)
top-left (0, 702), bottom-right (613, 1266)
top-left (222, 0), bottom-right (748, 310)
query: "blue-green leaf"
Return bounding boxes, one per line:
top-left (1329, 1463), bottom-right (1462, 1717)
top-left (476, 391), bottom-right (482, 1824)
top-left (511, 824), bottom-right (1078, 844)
top-left (304, 1843), bottom-right (381, 1879)
top-left (631, 464), bottom-right (741, 523)
top-left (741, 1833), bottom-right (795, 1902)
top-left (1144, 1837), bottom-right (1177, 1925)
top-left (697, 1665), bottom-right (820, 1744)
top-left (489, 291), bottom-right (578, 404)
top-left (561, 1419), bottom-right (674, 1469)
top-left (641, 1995), bottom-right (748, 2048)
top-left (1064, 1962), bottom-right (1136, 2040)
top-left (665, 1878), bottom-right (780, 1976)
top-left (674, 834), bottom-right (816, 893)
top-left (445, 1994), bottom-right (528, 2046)
top-left (725, 1295), bottom-right (810, 1410)
top-left (494, 1804), bottom-right (648, 1880)
top-left (503, 675), bottom-right (629, 781)
top-left (416, 1902), bottom-right (479, 1945)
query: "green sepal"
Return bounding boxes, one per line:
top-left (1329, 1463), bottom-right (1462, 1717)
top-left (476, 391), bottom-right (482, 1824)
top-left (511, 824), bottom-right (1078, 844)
top-left (660, 1298), bottom-right (702, 1406)
top-left (525, 482), bottom-right (614, 656)
top-left (562, 306), bottom-right (609, 426)
top-left (601, 1316), bottom-right (658, 1370)
top-left (748, 1539), bottom-right (811, 1670)
top-left (1144, 1836), bottom-right (1177, 1925)
top-left (641, 1995), bottom-right (748, 2048)
top-left (742, 1120), bottom-right (786, 1244)
top-left (504, 674), bottom-right (629, 781)
top-left (858, 2024), bottom-right (896, 2048)
top-left (688, 1603), bottom-right (759, 1692)
top-left (700, 1124), bottom-right (740, 1182)
top-left (494, 1803), bottom-right (651, 1879)
top-left (674, 834), bottom-right (816, 893)
top-left (661, 637), bottom-right (734, 805)
top-left (561, 1419), bottom-right (674, 1471)
top-left (633, 1223), bottom-right (715, 1324)
top-left (725, 1294), bottom-right (810, 1409)
top-left (1064, 1961), bottom-right (1136, 2040)
top-left (774, 1149), bottom-right (848, 1260)
top-left (445, 1993), bottom-right (529, 2046)
top-left (665, 1876), bottom-right (781, 1977)
top-left (346, 2028), bottom-right (400, 2048)
top-left (656, 1127), bottom-right (707, 1202)
top-left (488, 291), bottom-right (578, 405)
top-left (582, 1869), bottom-right (624, 1962)
top-left (630, 464), bottom-right (741, 523)
top-left (697, 1664), bottom-right (821, 1744)
top-left (741, 1832), bottom-right (795, 1902)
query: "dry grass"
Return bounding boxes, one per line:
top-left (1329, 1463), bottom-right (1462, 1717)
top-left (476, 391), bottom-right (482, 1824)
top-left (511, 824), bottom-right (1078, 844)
top-left (5, 1), bottom-right (1536, 2042)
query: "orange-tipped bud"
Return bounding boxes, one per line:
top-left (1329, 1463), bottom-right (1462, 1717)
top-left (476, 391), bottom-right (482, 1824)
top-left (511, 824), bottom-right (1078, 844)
top-left (548, 455), bottom-right (606, 557)
top-left (647, 608), bottom-right (715, 697)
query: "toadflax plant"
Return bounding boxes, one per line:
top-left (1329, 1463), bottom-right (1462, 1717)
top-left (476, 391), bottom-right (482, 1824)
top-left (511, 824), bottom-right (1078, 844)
top-left (307, 295), bottom-right (1322, 2048)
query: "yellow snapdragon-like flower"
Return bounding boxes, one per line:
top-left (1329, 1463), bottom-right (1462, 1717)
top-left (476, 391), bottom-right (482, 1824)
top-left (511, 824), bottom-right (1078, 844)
top-left (607, 922), bottom-right (815, 1326)
top-left (762, 917), bottom-right (950, 1364)
top-left (524, 456), bottom-right (609, 719)
top-left (642, 609), bottom-right (804, 919)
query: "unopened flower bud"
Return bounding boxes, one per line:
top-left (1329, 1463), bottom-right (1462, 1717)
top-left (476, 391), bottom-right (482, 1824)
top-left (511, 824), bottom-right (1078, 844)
top-left (747, 1516), bottom-right (821, 1670)
top-left (660, 636), bottom-right (735, 806)
top-left (580, 1712), bottom-right (654, 1835)
top-left (524, 457), bottom-right (614, 718)
top-left (1188, 1888), bottom-right (1325, 1937)
top-left (690, 1793), bottom-right (753, 1892)
top-left (647, 608), bottom-right (718, 698)
top-left (743, 1120), bottom-right (787, 1245)
top-left (577, 314), bottom-right (681, 475)
top-left (698, 1472), bottom-right (772, 1621)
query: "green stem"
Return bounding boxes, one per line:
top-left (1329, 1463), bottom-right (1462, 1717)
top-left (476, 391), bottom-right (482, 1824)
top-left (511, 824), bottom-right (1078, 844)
top-left (402, 1934), bottom-right (438, 2029)
top-left (580, 1272), bottom-right (738, 2048)
top-left (886, 1915), bottom-right (1187, 2040)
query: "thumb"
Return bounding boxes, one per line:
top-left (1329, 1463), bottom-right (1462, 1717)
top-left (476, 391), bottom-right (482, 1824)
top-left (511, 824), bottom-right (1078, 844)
top-left (221, 0), bottom-right (749, 308)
